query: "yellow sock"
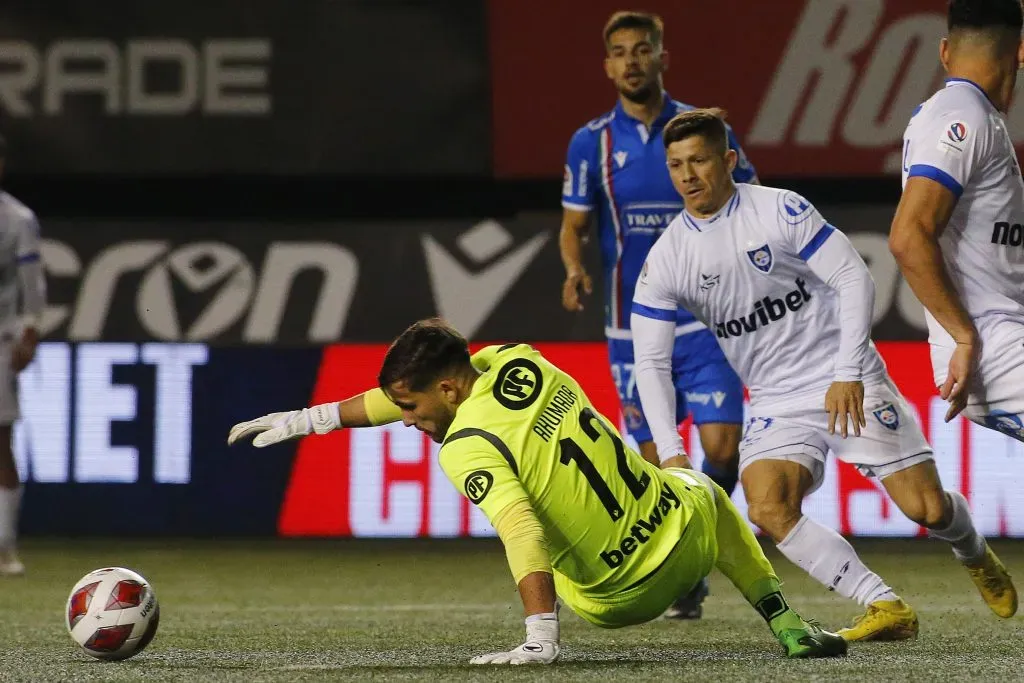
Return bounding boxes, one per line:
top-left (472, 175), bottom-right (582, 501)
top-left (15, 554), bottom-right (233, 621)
top-left (707, 479), bottom-right (804, 634)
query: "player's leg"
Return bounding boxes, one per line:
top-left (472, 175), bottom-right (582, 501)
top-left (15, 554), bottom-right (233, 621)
top-left (740, 420), bottom-right (916, 641)
top-left (0, 337), bottom-right (21, 577)
top-left (837, 378), bottom-right (1016, 621)
top-left (877, 459), bottom-right (1017, 618)
top-left (0, 425), bottom-right (22, 576)
top-left (683, 352), bottom-right (745, 496)
top-left (696, 422), bottom-right (741, 493)
top-left (560, 471), bottom-right (846, 658)
top-left (667, 469), bottom-right (846, 658)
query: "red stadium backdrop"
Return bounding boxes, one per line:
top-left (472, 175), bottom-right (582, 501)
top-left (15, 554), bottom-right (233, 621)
top-left (490, 0), bottom-right (1024, 179)
top-left (279, 342), bottom-right (1024, 539)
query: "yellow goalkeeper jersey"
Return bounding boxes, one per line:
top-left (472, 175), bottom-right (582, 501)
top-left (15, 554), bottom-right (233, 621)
top-left (440, 343), bottom-right (697, 595)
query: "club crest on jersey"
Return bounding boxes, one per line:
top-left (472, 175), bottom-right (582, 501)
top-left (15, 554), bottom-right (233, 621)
top-left (947, 121), bottom-right (968, 143)
top-left (493, 358), bottom-right (544, 410)
top-left (872, 403), bottom-right (900, 431)
top-left (746, 244), bottom-right (774, 274)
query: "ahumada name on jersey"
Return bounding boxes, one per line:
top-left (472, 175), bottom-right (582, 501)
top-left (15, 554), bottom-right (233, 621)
top-left (532, 384), bottom-right (579, 442)
top-left (715, 278), bottom-right (812, 339)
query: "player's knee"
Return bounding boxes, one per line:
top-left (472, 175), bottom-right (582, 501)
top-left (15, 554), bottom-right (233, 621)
top-left (747, 499), bottom-right (801, 540)
top-left (699, 428), bottom-right (740, 469)
top-left (897, 489), bottom-right (949, 529)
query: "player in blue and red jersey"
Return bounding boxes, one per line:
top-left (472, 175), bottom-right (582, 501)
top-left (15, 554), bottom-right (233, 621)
top-left (558, 10), bottom-right (758, 619)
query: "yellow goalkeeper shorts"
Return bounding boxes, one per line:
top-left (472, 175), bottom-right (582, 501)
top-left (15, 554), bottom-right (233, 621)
top-left (555, 470), bottom-right (718, 629)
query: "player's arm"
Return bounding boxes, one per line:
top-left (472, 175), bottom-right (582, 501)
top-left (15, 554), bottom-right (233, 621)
top-left (227, 347), bottom-right (504, 447)
top-left (890, 175), bottom-right (973, 345)
top-left (492, 501), bottom-right (556, 615)
top-left (890, 179), bottom-right (975, 421)
top-left (560, 208), bottom-right (593, 311)
top-left (780, 193), bottom-right (873, 436)
top-left (560, 129), bottom-right (598, 312)
top-left (630, 244), bottom-right (691, 466)
top-left (890, 111), bottom-right (984, 419)
top-left (440, 442), bottom-right (559, 665)
top-left (13, 213), bottom-right (45, 372)
top-left (227, 388), bottom-right (402, 447)
top-left (792, 210), bottom-right (874, 437)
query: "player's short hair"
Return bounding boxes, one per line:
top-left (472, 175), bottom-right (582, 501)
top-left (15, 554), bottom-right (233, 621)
top-left (663, 108), bottom-right (730, 155)
top-left (603, 11), bottom-right (664, 48)
top-left (378, 318), bottom-right (472, 392)
top-left (948, 0), bottom-right (1023, 34)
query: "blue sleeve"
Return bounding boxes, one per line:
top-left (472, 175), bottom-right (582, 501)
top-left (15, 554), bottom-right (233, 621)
top-left (562, 128), bottom-right (598, 211)
top-left (726, 125), bottom-right (758, 184)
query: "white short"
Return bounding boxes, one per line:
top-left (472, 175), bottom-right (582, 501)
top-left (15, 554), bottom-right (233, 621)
top-left (738, 378), bottom-right (933, 494)
top-left (934, 321), bottom-right (1024, 442)
top-left (0, 336), bottom-right (18, 425)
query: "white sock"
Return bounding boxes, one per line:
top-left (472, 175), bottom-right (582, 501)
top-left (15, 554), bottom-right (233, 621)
top-left (777, 515), bottom-right (898, 606)
top-left (0, 485), bottom-right (21, 551)
top-left (928, 491), bottom-right (986, 564)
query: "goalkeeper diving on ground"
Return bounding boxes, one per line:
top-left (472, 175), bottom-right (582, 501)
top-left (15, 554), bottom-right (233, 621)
top-left (228, 318), bottom-right (847, 664)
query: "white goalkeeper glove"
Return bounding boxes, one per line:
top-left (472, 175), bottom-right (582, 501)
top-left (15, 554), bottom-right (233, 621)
top-left (227, 403), bottom-right (342, 448)
top-left (469, 611), bottom-right (560, 665)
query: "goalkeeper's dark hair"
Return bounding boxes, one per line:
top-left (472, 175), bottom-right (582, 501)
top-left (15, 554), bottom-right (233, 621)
top-left (603, 11), bottom-right (664, 48)
top-left (948, 0), bottom-right (1023, 34)
top-left (378, 318), bottom-right (472, 392)
top-left (663, 107), bottom-right (730, 155)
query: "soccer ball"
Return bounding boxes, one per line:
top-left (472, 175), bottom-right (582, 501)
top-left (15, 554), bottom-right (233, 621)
top-left (65, 567), bottom-right (160, 661)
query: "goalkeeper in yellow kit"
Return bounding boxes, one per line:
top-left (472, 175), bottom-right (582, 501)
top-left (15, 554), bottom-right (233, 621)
top-left (228, 319), bottom-right (847, 664)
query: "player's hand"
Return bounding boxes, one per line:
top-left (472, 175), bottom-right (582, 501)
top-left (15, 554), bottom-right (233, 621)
top-left (561, 269), bottom-right (593, 312)
top-left (469, 615), bottom-right (559, 665)
top-left (941, 338), bottom-right (978, 422)
top-left (227, 403), bottom-right (341, 448)
top-left (825, 381), bottom-right (865, 438)
top-left (11, 327), bottom-right (38, 373)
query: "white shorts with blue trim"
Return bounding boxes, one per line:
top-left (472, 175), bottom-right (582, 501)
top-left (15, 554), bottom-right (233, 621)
top-left (738, 378), bottom-right (933, 493)
top-left (933, 319), bottom-right (1024, 443)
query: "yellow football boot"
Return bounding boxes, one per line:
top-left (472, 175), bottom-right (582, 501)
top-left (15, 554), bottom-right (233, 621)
top-left (836, 598), bottom-right (919, 642)
top-left (965, 544), bottom-right (1018, 619)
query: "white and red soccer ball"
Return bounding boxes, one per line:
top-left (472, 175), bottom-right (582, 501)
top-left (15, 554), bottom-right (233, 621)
top-left (65, 567), bottom-right (160, 661)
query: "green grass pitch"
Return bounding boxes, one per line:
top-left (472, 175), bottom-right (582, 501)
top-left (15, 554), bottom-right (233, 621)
top-left (1, 538), bottom-right (1022, 682)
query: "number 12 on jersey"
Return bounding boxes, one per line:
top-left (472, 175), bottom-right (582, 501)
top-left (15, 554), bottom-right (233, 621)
top-left (558, 408), bottom-right (651, 521)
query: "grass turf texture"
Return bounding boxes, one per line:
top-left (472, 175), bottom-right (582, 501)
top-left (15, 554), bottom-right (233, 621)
top-left (0, 538), bottom-right (1022, 682)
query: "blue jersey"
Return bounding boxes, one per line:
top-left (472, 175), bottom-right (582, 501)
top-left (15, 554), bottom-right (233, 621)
top-left (562, 93), bottom-right (757, 333)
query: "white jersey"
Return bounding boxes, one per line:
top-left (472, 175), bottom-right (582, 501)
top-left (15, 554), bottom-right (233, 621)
top-left (901, 78), bottom-right (1024, 356)
top-left (633, 184), bottom-right (886, 417)
top-left (0, 191), bottom-right (42, 331)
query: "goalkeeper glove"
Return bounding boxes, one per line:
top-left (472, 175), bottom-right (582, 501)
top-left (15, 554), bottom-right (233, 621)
top-left (469, 611), bottom-right (560, 665)
top-left (227, 403), bottom-right (341, 448)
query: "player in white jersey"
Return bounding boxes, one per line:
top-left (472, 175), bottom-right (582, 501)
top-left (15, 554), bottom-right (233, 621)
top-left (0, 136), bottom-right (45, 576)
top-left (891, 0), bottom-right (1024, 442)
top-left (630, 109), bottom-right (1017, 641)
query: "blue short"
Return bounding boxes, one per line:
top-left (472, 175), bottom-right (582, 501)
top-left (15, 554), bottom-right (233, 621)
top-left (608, 329), bottom-right (744, 444)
